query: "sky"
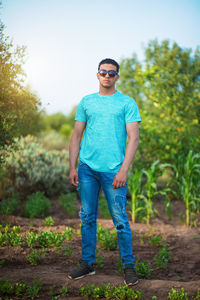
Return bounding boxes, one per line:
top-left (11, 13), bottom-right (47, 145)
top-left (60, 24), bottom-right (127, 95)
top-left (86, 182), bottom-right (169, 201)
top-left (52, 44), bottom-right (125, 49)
top-left (1, 0), bottom-right (200, 116)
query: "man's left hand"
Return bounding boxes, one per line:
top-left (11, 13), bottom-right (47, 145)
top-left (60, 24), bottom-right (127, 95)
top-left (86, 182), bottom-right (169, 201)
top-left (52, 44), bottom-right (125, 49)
top-left (112, 170), bottom-right (127, 189)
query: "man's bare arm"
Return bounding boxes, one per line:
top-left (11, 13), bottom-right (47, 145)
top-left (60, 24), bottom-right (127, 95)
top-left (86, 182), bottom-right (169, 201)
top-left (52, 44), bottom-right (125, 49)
top-left (120, 122), bottom-right (139, 173)
top-left (68, 121), bottom-right (86, 186)
top-left (112, 122), bottom-right (139, 189)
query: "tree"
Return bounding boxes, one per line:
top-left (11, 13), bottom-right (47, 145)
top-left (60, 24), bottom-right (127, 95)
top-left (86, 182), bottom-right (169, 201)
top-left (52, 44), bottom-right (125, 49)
top-left (117, 39), bottom-right (200, 165)
top-left (0, 19), bottom-right (43, 159)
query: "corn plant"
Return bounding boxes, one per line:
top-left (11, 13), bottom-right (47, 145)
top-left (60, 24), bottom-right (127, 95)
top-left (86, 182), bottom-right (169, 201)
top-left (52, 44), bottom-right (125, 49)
top-left (173, 151), bottom-right (200, 225)
top-left (139, 160), bottom-right (172, 224)
top-left (127, 169), bottom-right (144, 223)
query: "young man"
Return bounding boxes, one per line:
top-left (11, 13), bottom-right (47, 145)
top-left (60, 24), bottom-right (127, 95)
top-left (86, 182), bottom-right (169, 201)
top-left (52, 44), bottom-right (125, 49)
top-left (68, 58), bottom-right (141, 285)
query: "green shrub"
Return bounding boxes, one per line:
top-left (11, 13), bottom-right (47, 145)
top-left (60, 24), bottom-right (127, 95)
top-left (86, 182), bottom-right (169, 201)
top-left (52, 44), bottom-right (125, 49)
top-left (135, 261), bottom-right (152, 279)
top-left (0, 197), bottom-right (20, 215)
top-left (1, 135), bottom-right (71, 196)
top-left (44, 216), bottom-right (55, 226)
top-left (25, 191), bottom-right (51, 218)
top-left (37, 130), bottom-right (69, 151)
top-left (59, 192), bottom-right (78, 217)
top-left (167, 287), bottom-right (189, 300)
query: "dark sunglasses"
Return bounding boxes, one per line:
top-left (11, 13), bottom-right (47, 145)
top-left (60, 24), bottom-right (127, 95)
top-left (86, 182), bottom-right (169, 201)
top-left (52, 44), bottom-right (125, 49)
top-left (98, 69), bottom-right (118, 78)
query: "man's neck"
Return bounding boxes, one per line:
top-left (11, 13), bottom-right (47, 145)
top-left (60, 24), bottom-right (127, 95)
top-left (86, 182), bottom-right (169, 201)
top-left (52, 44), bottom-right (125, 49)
top-left (99, 86), bottom-right (117, 96)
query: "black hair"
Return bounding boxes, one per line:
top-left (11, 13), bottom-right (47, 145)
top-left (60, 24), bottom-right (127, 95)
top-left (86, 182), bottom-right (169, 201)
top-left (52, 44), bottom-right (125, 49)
top-left (98, 58), bottom-right (119, 73)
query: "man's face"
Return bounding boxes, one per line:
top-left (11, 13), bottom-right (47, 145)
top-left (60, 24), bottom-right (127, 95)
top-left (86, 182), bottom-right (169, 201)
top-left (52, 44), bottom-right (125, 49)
top-left (97, 63), bottom-right (119, 89)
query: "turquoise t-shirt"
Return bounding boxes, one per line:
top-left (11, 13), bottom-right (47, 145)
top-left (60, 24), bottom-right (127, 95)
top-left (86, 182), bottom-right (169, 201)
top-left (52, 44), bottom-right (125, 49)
top-left (75, 90), bottom-right (141, 173)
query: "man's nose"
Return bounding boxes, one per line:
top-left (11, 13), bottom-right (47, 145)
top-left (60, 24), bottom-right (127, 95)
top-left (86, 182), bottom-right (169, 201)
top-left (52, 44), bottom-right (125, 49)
top-left (105, 72), bottom-right (110, 77)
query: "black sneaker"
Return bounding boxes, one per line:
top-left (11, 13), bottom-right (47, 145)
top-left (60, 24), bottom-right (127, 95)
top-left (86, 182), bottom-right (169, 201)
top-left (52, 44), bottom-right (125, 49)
top-left (68, 261), bottom-right (95, 280)
top-left (124, 264), bottom-right (139, 286)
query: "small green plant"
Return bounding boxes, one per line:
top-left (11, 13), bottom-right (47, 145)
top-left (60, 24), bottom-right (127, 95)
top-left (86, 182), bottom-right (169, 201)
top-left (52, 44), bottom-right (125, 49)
top-left (59, 192), bottom-right (77, 217)
top-left (135, 261), bottom-right (152, 279)
top-left (148, 234), bottom-right (163, 246)
top-left (99, 229), bottom-right (118, 251)
top-left (15, 282), bottom-right (27, 297)
top-left (80, 283), bottom-right (142, 300)
top-left (63, 245), bottom-right (73, 257)
top-left (64, 226), bottom-right (74, 240)
top-left (95, 249), bottom-right (105, 268)
top-left (0, 278), bottom-right (14, 296)
top-left (59, 285), bottom-right (68, 296)
top-left (49, 284), bottom-right (56, 297)
top-left (26, 249), bottom-right (45, 265)
top-left (0, 259), bottom-right (5, 267)
top-left (0, 197), bottom-right (20, 215)
top-left (167, 287), bottom-right (189, 300)
top-left (44, 216), bottom-right (55, 226)
top-left (26, 231), bottom-right (39, 248)
top-left (97, 223), bottom-right (117, 250)
top-left (154, 243), bottom-right (171, 269)
top-left (26, 279), bottom-right (42, 299)
top-left (25, 191), bottom-right (51, 218)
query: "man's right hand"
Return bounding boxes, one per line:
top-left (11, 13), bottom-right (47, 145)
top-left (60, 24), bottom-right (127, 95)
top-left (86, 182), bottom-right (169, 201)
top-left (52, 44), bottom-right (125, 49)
top-left (69, 169), bottom-right (79, 187)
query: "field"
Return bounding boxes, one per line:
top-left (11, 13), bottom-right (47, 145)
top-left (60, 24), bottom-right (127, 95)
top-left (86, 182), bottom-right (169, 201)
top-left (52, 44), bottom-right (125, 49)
top-left (0, 195), bottom-right (200, 300)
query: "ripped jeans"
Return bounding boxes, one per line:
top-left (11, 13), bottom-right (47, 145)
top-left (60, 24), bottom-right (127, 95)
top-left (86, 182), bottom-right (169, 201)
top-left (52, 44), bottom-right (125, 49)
top-left (77, 160), bottom-right (135, 268)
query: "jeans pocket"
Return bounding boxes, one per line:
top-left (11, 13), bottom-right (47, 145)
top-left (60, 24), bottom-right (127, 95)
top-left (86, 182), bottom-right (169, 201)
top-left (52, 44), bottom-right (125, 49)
top-left (79, 160), bottom-right (85, 166)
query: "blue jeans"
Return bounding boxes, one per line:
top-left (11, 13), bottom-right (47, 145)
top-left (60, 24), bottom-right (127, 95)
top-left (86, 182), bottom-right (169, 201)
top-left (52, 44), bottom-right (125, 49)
top-left (77, 160), bottom-right (135, 268)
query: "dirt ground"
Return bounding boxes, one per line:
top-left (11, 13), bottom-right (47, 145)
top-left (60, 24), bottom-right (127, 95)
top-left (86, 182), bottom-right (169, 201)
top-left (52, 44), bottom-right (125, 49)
top-left (0, 198), bottom-right (200, 300)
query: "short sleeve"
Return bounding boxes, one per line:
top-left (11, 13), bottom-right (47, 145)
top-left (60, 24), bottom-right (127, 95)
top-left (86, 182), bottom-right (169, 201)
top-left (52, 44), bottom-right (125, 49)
top-left (125, 99), bottom-right (141, 123)
top-left (75, 98), bottom-right (87, 122)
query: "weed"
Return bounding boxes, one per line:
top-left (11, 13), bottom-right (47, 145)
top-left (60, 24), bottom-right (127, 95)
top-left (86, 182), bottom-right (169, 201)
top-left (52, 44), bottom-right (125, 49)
top-left (25, 191), bottom-right (51, 218)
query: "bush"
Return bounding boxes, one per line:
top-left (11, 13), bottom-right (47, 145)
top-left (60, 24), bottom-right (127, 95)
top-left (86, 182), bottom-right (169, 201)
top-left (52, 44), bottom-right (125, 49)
top-left (36, 130), bottom-right (69, 151)
top-left (0, 135), bottom-right (71, 196)
top-left (25, 191), bottom-right (51, 218)
top-left (0, 198), bottom-right (20, 215)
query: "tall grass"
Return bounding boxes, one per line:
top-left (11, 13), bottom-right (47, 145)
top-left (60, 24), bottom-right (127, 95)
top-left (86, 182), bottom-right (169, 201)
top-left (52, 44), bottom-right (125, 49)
top-left (173, 150), bottom-right (200, 226)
